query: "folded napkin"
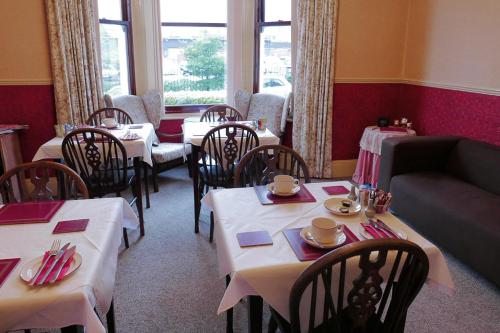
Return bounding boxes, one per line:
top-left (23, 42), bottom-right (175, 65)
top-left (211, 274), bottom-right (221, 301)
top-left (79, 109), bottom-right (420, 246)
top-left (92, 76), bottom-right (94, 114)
top-left (322, 185), bottom-right (349, 195)
top-left (53, 219), bottom-right (89, 234)
top-left (34, 251), bottom-right (74, 284)
top-left (361, 224), bottom-right (392, 239)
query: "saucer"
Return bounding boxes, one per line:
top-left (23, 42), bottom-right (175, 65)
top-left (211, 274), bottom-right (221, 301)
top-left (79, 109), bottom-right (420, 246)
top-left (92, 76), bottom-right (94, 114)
top-left (324, 198), bottom-right (361, 216)
top-left (300, 226), bottom-right (346, 249)
top-left (267, 183), bottom-right (300, 197)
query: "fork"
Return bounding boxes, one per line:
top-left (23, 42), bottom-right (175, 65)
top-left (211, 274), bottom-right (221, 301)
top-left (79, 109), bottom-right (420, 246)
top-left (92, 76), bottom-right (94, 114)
top-left (361, 221), bottom-right (386, 239)
top-left (28, 239), bottom-right (61, 285)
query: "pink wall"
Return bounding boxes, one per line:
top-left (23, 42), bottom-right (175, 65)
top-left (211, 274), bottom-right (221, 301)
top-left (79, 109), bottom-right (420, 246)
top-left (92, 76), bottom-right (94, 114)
top-left (0, 85), bottom-right (56, 162)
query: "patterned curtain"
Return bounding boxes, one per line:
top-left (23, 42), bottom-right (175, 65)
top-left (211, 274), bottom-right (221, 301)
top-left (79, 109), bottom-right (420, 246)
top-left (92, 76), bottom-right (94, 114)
top-left (45, 0), bottom-right (104, 125)
top-left (292, 0), bottom-right (338, 178)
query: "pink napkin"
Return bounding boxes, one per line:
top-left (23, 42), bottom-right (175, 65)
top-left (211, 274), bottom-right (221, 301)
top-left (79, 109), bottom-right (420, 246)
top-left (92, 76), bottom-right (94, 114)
top-left (34, 251), bottom-right (74, 284)
top-left (322, 185), bottom-right (349, 195)
top-left (361, 224), bottom-right (392, 239)
top-left (0, 258), bottom-right (20, 288)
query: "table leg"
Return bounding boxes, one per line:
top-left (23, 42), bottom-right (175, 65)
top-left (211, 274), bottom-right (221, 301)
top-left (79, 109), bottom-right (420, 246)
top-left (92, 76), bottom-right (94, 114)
top-left (133, 157), bottom-right (145, 236)
top-left (191, 145), bottom-right (200, 233)
top-left (248, 295), bottom-right (263, 333)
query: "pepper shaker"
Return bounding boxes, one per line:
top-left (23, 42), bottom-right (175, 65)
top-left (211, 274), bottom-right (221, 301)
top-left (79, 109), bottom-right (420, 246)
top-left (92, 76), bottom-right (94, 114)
top-left (364, 190), bottom-right (376, 219)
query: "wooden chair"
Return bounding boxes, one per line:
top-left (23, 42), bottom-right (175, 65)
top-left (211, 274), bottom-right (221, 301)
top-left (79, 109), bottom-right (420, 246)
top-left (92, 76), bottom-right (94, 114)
top-left (200, 105), bottom-right (244, 122)
top-left (86, 107), bottom-right (134, 127)
top-left (234, 144), bottom-right (311, 188)
top-left (268, 239), bottom-right (430, 333)
top-left (61, 128), bottom-right (140, 248)
top-left (198, 124), bottom-right (259, 242)
top-left (0, 160), bottom-right (89, 202)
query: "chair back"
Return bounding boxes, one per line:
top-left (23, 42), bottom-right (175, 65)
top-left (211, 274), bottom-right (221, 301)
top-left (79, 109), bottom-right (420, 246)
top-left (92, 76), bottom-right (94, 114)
top-left (234, 144), bottom-right (310, 187)
top-left (200, 124), bottom-right (259, 188)
top-left (289, 239), bottom-right (429, 333)
top-left (200, 105), bottom-right (244, 122)
top-left (86, 107), bottom-right (134, 127)
top-left (105, 91), bottom-right (162, 129)
top-left (0, 161), bottom-right (89, 202)
top-left (62, 128), bottom-right (129, 197)
top-left (234, 89), bottom-right (292, 138)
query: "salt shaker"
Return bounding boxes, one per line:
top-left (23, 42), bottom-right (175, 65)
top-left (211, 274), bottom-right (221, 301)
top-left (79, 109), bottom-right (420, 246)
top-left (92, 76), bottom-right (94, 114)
top-left (364, 191), bottom-right (376, 219)
top-left (347, 185), bottom-right (358, 202)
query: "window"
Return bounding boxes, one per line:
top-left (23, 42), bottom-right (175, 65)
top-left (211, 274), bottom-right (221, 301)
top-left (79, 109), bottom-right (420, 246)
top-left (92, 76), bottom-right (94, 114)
top-left (254, 0), bottom-right (292, 97)
top-left (160, 0), bottom-right (227, 106)
top-left (98, 0), bottom-right (135, 96)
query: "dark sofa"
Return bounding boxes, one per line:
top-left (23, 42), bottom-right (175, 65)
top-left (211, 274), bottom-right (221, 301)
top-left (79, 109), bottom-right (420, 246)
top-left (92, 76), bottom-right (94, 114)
top-left (378, 136), bottom-right (500, 287)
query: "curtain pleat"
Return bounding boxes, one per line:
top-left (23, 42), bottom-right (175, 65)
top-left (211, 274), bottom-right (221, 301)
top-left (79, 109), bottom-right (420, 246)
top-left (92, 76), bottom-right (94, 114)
top-left (46, 0), bottom-right (104, 125)
top-left (292, 0), bottom-right (338, 178)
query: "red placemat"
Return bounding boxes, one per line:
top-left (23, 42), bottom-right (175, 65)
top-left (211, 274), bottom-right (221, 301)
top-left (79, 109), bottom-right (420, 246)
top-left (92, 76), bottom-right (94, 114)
top-left (379, 127), bottom-right (408, 133)
top-left (283, 226), bottom-right (360, 261)
top-left (53, 219), bottom-right (89, 234)
top-left (322, 185), bottom-right (349, 195)
top-left (0, 201), bottom-right (64, 225)
top-left (0, 258), bottom-right (20, 287)
top-left (254, 185), bottom-right (316, 205)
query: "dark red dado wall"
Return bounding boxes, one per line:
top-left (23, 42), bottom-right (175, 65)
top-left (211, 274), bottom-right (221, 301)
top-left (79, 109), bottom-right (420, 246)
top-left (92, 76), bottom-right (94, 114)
top-left (0, 85), bottom-right (56, 162)
top-left (395, 84), bottom-right (500, 147)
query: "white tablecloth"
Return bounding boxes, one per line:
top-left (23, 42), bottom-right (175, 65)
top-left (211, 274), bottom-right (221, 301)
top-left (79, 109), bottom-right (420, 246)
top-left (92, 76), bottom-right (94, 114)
top-left (0, 198), bottom-right (139, 333)
top-left (209, 181), bottom-right (454, 321)
top-left (183, 121), bottom-right (279, 147)
top-left (32, 123), bottom-right (155, 166)
top-left (359, 126), bottom-right (416, 155)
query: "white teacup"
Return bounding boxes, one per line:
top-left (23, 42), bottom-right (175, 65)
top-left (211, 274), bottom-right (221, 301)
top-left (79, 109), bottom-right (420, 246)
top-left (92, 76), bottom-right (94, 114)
top-left (102, 118), bottom-right (117, 128)
top-left (311, 217), bottom-right (344, 244)
top-left (269, 175), bottom-right (299, 194)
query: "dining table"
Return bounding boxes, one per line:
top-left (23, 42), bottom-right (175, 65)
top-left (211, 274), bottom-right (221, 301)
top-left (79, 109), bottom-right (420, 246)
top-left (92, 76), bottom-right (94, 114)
top-left (32, 123), bottom-right (155, 236)
top-left (203, 180), bottom-right (454, 333)
top-left (0, 198), bottom-right (139, 332)
top-left (183, 120), bottom-right (281, 229)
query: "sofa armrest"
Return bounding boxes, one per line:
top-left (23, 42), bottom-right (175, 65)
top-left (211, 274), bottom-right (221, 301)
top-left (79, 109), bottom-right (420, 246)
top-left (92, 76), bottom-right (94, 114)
top-left (378, 136), bottom-right (461, 191)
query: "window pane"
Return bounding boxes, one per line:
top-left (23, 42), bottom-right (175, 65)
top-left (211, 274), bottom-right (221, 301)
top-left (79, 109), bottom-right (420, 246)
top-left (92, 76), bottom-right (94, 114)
top-left (265, 0), bottom-right (291, 22)
top-left (98, 0), bottom-right (123, 21)
top-left (161, 0), bottom-right (226, 23)
top-left (259, 26), bottom-right (291, 97)
top-left (162, 26), bottom-right (226, 105)
top-left (100, 24), bottom-right (130, 96)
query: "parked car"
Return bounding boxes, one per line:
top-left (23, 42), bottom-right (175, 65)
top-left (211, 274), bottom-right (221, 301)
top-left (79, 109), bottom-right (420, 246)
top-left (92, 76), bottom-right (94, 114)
top-left (261, 76), bottom-right (292, 97)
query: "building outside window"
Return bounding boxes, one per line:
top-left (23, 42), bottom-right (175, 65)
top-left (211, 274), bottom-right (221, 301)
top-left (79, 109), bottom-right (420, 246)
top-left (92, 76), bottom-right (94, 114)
top-left (160, 0), bottom-right (227, 106)
top-left (98, 0), bottom-right (134, 96)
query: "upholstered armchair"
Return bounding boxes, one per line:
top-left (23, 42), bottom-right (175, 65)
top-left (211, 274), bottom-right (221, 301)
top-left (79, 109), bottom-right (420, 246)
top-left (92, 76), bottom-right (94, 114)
top-left (104, 91), bottom-right (190, 199)
top-left (234, 90), bottom-right (292, 141)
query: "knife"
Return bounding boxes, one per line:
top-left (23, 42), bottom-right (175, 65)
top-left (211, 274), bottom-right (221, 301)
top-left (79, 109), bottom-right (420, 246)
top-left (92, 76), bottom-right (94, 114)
top-left (37, 243), bottom-right (70, 285)
top-left (373, 219), bottom-right (401, 239)
top-left (48, 246), bottom-right (76, 284)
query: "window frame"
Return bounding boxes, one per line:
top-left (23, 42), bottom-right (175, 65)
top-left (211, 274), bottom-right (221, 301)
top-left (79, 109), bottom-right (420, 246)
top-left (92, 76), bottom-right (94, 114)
top-left (253, 0), bottom-right (292, 93)
top-left (98, 0), bottom-right (136, 95)
top-left (161, 10), bottom-right (227, 113)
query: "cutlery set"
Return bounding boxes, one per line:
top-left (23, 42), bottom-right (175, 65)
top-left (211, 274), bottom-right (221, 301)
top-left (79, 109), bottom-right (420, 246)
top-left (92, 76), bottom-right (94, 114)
top-left (361, 218), bottom-right (401, 239)
top-left (28, 240), bottom-right (77, 286)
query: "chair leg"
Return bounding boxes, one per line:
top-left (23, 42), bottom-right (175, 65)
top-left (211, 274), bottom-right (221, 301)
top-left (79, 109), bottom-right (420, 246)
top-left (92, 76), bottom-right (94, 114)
top-left (209, 211), bottom-right (215, 243)
top-left (106, 300), bottom-right (116, 333)
top-left (268, 316), bottom-right (278, 333)
top-left (226, 275), bottom-right (233, 333)
top-left (187, 153), bottom-right (193, 178)
top-left (152, 164), bottom-right (159, 193)
top-left (195, 180), bottom-right (204, 234)
top-left (143, 163), bottom-right (150, 209)
top-left (123, 228), bottom-right (129, 249)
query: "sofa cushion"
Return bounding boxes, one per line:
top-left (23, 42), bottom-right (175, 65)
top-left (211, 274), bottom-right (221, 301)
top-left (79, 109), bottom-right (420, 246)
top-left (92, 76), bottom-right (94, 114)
top-left (390, 172), bottom-right (500, 285)
top-left (446, 139), bottom-right (500, 195)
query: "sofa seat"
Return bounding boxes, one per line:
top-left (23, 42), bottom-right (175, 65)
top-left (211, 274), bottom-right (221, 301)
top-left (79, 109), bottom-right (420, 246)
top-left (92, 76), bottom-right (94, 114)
top-left (390, 171), bottom-right (500, 285)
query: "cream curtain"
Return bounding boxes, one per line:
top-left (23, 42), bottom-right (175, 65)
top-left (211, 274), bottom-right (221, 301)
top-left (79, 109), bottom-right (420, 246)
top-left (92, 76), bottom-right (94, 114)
top-left (292, 0), bottom-right (338, 178)
top-left (46, 0), bottom-right (104, 125)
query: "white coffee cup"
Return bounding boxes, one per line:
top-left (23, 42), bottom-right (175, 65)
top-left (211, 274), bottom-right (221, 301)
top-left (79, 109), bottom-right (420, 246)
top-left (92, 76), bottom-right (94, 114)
top-left (270, 175), bottom-right (299, 194)
top-left (311, 217), bottom-right (344, 244)
top-left (102, 118), bottom-right (117, 128)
